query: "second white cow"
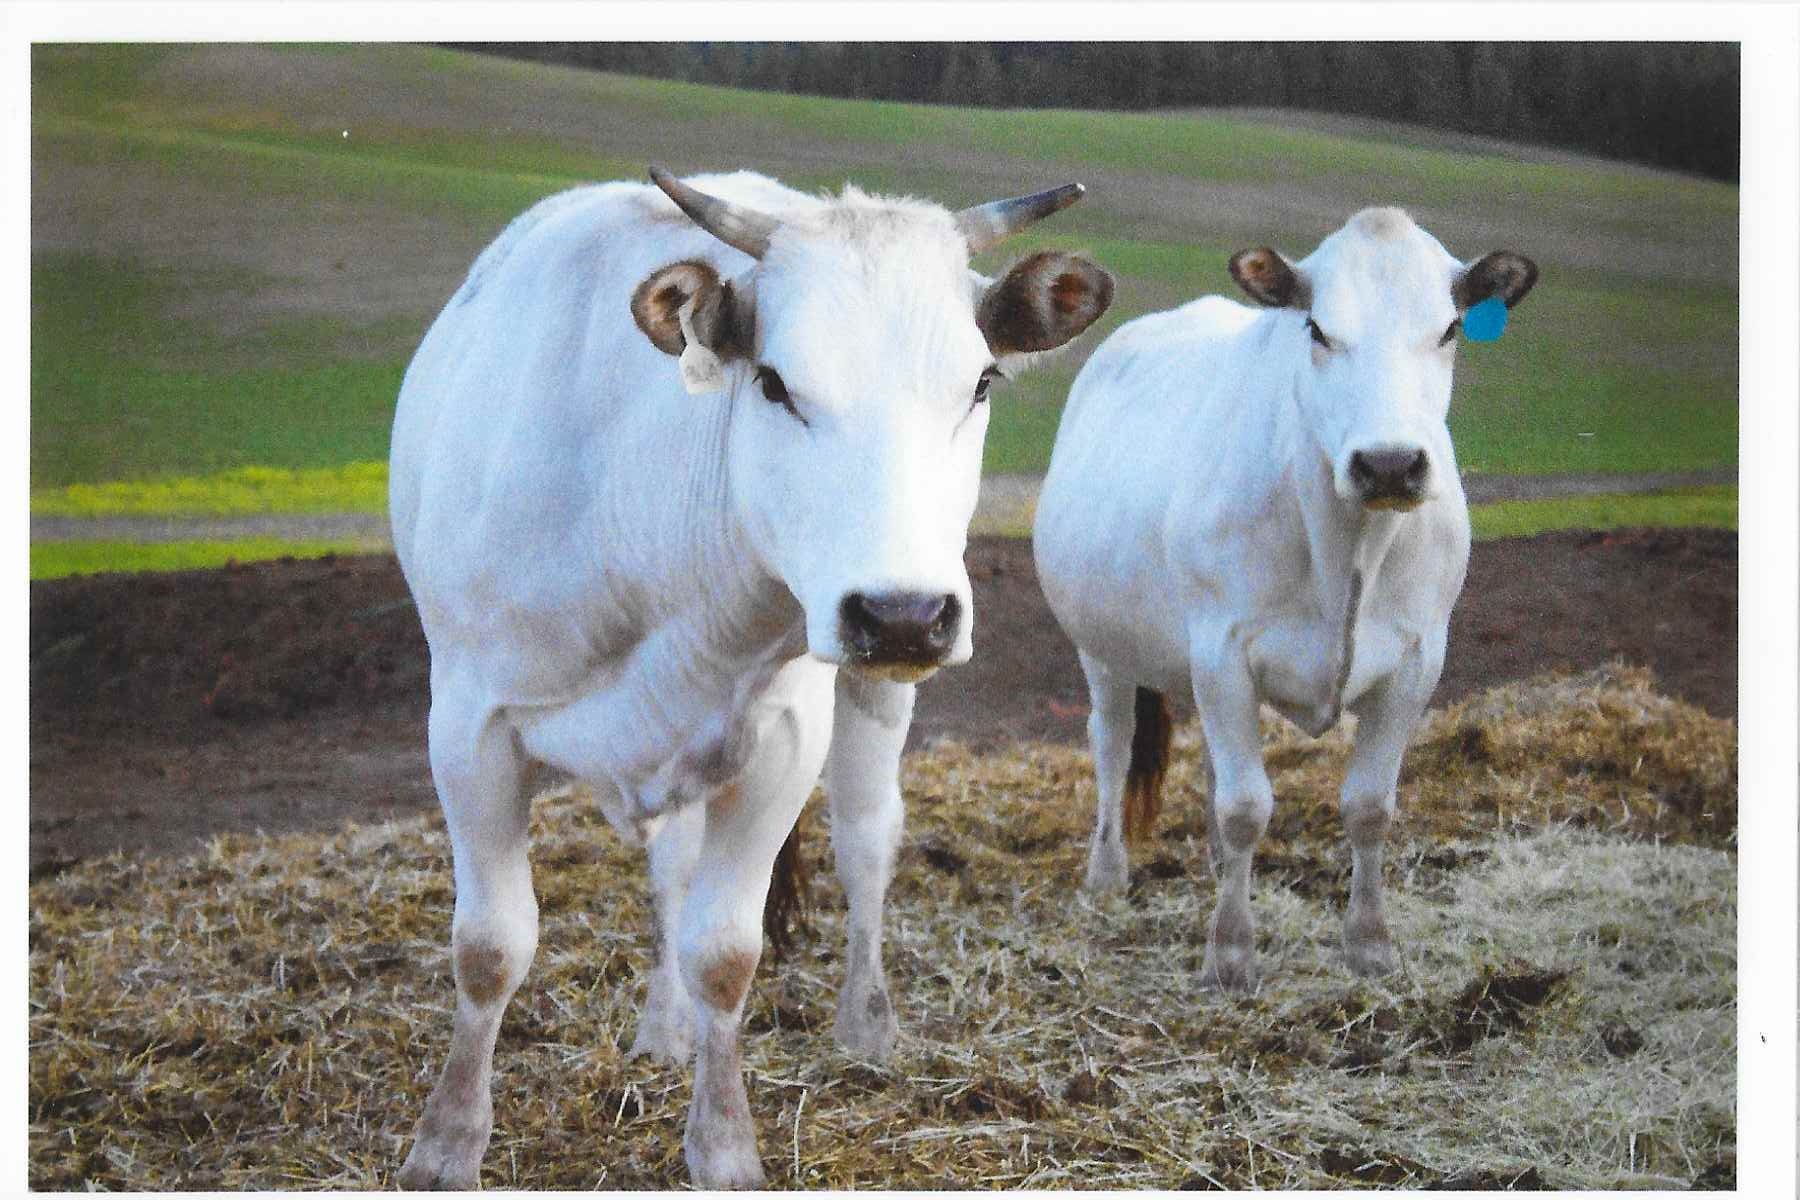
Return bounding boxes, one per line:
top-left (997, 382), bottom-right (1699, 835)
top-left (391, 167), bottom-right (1112, 1188)
top-left (1034, 207), bottom-right (1536, 989)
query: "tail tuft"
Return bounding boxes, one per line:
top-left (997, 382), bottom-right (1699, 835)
top-left (1122, 686), bottom-right (1172, 843)
top-left (763, 813), bottom-right (813, 961)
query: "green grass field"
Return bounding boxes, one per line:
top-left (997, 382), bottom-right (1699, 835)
top-left (32, 43), bottom-right (1738, 560)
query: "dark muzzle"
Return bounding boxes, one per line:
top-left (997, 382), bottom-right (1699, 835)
top-left (839, 591), bottom-right (959, 667)
top-left (1349, 447), bottom-right (1429, 509)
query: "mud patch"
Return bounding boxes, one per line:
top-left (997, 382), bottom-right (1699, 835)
top-left (1431, 963), bottom-right (1574, 1052)
top-left (29, 529), bottom-right (1735, 876)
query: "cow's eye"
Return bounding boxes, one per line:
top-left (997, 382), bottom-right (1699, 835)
top-left (972, 366), bottom-right (1000, 405)
top-left (1306, 318), bottom-right (1334, 350)
top-left (1439, 318), bottom-right (1462, 347)
top-left (755, 366), bottom-right (801, 420)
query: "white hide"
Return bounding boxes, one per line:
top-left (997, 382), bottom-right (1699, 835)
top-left (1035, 208), bottom-right (1492, 989)
top-left (392, 175), bottom-right (992, 786)
top-left (390, 171), bottom-right (1094, 1190)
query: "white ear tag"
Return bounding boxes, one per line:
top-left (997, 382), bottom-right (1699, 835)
top-left (676, 302), bottom-right (726, 395)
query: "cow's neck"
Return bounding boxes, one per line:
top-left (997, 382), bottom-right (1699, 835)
top-left (693, 511), bottom-right (806, 669)
top-left (662, 390), bottom-right (808, 667)
top-left (583, 491), bottom-right (806, 804)
top-left (1293, 446), bottom-right (1407, 715)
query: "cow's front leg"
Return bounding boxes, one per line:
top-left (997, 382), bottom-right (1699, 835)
top-left (823, 671), bottom-right (912, 1060)
top-left (631, 803), bottom-right (705, 1063)
top-left (1339, 645), bottom-right (1435, 977)
top-left (400, 696), bottom-right (537, 1190)
top-left (1190, 627), bottom-right (1273, 992)
top-left (678, 658), bottom-right (836, 1189)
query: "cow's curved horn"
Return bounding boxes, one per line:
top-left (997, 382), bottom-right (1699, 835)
top-left (955, 182), bottom-right (1086, 254)
top-left (649, 164), bottom-right (779, 260)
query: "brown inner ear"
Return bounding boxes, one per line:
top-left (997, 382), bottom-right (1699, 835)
top-left (1229, 247), bottom-right (1307, 308)
top-left (651, 283), bottom-right (689, 341)
top-left (1050, 272), bottom-right (1087, 317)
top-left (632, 259), bottom-right (740, 358)
top-left (1455, 252), bottom-right (1539, 311)
top-left (977, 251), bottom-right (1113, 356)
top-left (654, 282), bottom-right (686, 316)
top-left (1241, 253), bottom-right (1278, 288)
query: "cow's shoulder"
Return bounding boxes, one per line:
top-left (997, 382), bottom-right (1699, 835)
top-left (1094, 294), bottom-right (1259, 365)
top-left (456, 183), bottom-right (639, 303)
top-left (1168, 294), bottom-right (1263, 340)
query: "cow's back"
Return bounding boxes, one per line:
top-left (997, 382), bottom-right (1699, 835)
top-left (1035, 295), bottom-right (1290, 682)
top-left (389, 173), bottom-right (809, 698)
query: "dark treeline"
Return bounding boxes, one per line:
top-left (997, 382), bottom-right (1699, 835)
top-left (453, 42), bottom-right (1739, 181)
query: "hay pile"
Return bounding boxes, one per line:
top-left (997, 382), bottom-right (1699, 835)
top-left (29, 665), bottom-right (1736, 1189)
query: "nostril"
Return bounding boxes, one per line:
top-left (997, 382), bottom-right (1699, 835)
top-left (1405, 450), bottom-right (1429, 486)
top-left (840, 593), bottom-right (880, 647)
top-left (928, 593), bottom-right (960, 649)
top-left (1349, 451), bottom-right (1376, 486)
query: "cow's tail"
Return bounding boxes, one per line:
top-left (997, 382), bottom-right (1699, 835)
top-left (763, 812), bottom-right (813, 961)
top-left (1122, 686), bottom-right (1172, 843)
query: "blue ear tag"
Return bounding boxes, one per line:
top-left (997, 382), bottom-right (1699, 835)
top-left (1463, 295), bottom-right (1508, 342)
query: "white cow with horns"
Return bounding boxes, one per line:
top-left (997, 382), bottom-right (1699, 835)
top-left (1034, 208), bottom-right (1536, 990)
top-left (389, 166), bottom-right (1112, 1188)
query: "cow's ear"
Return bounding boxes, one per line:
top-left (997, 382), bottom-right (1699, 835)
top-left (1229, 247), bottom-right (1308, 308)
top-left (630, 259), bottom-right (752, 358)
top-left (1454, 251), bottom-right (1539, 310)
top-left (976, 251), bottom-right (1114, 356)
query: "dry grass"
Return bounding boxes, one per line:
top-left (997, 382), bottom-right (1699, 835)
top-left (29, 665), bottom-right (1735, 1189)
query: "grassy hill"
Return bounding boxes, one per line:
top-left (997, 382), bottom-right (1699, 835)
top-left (32, 43), bottom-right (1737, 511)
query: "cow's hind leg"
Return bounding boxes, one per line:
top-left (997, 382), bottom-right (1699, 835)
top-left (400, 692), bottom-right (537, 1190)
top-left (824, 672), bottom-right (912, 1060)
top-left (679, 658), bottom-right (836, 1189)
top-left (1339, 672), bottom-right (1429, 977)
top-left (631, 803), bottom-right (705, 1063)
top-left (1080, 654), bottom-right (1137, 894)
top-left (1190, 630), bottom-right (1273, 992)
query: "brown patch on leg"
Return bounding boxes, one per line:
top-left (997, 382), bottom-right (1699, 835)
top-left (708, 779), bottom-right (741, 817)
top-left (455, 942), bottom-right (510, 1008)
top-left (697, 946), bottom-right (759, 1013)
top-left (1341, 799), bottom-right (1391, 848)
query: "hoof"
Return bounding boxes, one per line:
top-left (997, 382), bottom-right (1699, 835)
top-left (685, 1125), bottom-right (766, 1190)
top-left (631, 961), bottom-right (697, 1065)
top-left (397, 1108), bottom-right (490, 1190)
top-left (834, 986), bottom-right (899, 1062)
top-left (1344, 932), bottom-right (1399, 978)
top-left (1344, 904), bottom-right (1398, 978)
top-left (1198, 941), bottom-right (1260, 993)
top-left (629, 1010), bottom-right (696, 1065)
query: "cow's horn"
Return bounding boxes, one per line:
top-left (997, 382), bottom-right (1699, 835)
top-left (649, 164), bottom-right (779, 260)
top-left (955, 182), bottom-right (1086, 254)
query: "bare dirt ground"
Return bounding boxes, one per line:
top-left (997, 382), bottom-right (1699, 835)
top-left (28, 527), bottom-right (1735, 879)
